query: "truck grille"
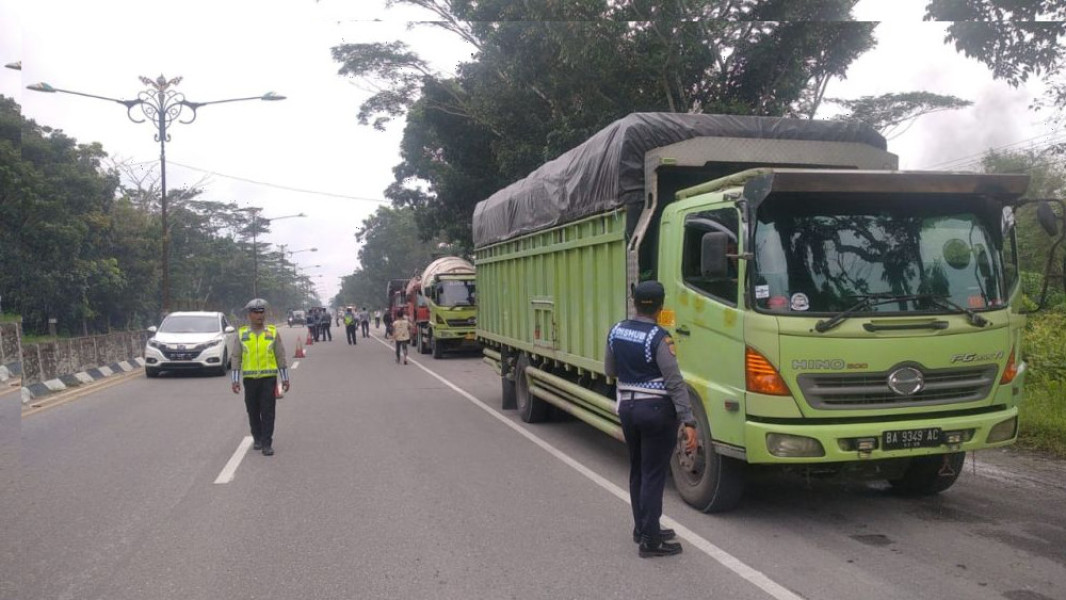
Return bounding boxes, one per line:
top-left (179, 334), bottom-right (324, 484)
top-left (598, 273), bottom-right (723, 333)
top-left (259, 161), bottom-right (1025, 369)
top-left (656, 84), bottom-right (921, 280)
top-left (446, 318), bottom-right (476, 327)
top-left (797, 365), bottom-right (998, 409)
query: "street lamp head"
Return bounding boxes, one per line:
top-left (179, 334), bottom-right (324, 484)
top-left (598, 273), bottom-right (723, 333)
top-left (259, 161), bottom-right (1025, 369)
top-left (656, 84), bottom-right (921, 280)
top-left (27, 82), bottom-right (56, 93)
top-left (261, 91), bottom-right (286, 101)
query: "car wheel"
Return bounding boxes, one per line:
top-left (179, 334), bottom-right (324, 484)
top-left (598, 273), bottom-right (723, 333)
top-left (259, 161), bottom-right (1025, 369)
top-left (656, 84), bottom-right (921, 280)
top-left (145, 367), bottom-right (160, 378)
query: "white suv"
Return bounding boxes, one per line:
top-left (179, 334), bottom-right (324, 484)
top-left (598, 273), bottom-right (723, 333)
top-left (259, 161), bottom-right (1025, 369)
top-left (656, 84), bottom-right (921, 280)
top-left (144, 312), bottom-right (236, 377)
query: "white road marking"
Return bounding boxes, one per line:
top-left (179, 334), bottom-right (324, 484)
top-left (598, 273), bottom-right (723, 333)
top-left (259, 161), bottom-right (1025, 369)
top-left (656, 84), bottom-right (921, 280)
top-left (371, 335), bottom-right (801, 600)
top-left (292, 361), bottom-right (300, 370)
top-left (214, 436), bottom-right (254, 484)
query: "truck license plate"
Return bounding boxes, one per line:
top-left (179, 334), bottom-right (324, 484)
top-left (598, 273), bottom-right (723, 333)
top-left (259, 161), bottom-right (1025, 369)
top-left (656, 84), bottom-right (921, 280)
top-left (883, 427), bottom-right (943, 450)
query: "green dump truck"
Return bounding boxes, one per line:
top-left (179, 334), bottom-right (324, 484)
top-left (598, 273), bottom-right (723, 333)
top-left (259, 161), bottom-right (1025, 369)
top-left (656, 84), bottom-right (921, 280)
top-left (408, 256), bottom-right (479, 358)
top-left (475, 113), bottom-right (1061, 512)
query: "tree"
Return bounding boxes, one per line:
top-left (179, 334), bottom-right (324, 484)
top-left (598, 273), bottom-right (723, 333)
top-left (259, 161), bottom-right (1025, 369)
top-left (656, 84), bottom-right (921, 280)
top-left (826, 91), bottom-right (972, 138)
top-left (335, 206), bottom-right (441, 308)
top-left (926, 0), bottom-right (1066, 121)
top-left (334, 0), bottom-right (878, 249)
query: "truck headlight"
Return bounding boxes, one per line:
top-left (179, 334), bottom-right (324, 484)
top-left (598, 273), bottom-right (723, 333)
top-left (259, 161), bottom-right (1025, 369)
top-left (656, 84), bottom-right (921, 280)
top-left (767, 433), bottom-right (825, 457)
top-left (986, 417), bottom-right (1017, 443)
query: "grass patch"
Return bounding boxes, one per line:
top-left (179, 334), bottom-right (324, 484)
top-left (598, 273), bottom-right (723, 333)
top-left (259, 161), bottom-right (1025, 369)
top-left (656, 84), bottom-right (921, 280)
top-left (20, 334), bottom-right (61, 345)
top-left (1017, 383), bottom-right (1066, 457)
top-left (0, 313), bottom-right (21, 324)
top-left (1017, 308), bottom-right (1066, 458)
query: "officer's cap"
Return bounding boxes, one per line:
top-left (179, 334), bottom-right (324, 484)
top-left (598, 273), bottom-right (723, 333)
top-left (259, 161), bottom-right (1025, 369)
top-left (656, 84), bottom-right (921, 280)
top-left (244, 298), bottom-right (269, 312)
top-left (633, 280), bottom-right (665, 308)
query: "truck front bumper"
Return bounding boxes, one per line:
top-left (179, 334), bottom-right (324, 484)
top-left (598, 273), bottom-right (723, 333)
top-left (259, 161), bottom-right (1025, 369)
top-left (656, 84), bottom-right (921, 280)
top-left (744, 406), bottom-right (1018, 464)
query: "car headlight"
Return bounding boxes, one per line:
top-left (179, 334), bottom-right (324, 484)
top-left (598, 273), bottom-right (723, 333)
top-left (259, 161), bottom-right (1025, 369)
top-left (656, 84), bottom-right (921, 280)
top-left (147, 339), bottom-right (163, 349)
top-left (203, 339), bottom-right (222, 348)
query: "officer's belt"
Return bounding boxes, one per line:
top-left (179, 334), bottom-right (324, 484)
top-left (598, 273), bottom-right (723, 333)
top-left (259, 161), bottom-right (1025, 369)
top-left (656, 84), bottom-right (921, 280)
top-left (617, 390), bottom-right (668, 401)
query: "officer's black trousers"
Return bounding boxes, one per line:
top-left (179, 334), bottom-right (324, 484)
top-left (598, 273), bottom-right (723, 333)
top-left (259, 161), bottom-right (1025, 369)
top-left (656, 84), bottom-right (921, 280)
top-left (244, 376), bottom-right (277, 446)
top-left (361, 321), bottom-right (370, 337)
top-left (619, 397), bottom-right (677, 540)
top-left (346, 324), bottom-right (357, 344)
top-left (323, 324), bottom-right (332, 341)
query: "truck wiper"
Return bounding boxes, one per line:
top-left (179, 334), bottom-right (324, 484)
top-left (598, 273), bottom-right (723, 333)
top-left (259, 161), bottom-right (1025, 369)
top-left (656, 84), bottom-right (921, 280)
top-left (923, 294), bottom-right (989, 328)
top-left (814, 293), bottom-right (989, 333)
top-left (814, 294), bottom-right (909, 333)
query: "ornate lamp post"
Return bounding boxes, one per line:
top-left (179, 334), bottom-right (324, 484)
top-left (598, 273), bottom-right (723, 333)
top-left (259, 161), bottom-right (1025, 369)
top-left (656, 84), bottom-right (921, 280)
top-left (26, 75), bottom-right (285, 316)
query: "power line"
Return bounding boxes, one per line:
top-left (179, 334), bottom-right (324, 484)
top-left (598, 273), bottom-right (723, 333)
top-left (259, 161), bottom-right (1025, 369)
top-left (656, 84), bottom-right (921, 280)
top-left (921, 129), bottom-right (1066, 170)
top-left (132, 159), bottom-right (393, 203)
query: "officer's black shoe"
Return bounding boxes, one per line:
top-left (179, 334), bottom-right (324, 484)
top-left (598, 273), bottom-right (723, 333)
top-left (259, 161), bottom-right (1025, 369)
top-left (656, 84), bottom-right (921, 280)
top-left (638, 536), bottom-right (683, 558)
top-left (261, 445), bottom-right (274, 456)
top-left (633, 528), bottom-right (676, 543)
top-left (253, 440), bottom-right (263, 451)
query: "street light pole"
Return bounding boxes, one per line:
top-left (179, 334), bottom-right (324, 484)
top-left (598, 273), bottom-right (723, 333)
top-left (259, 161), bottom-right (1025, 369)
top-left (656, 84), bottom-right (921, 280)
top-left (246, 209), bottom-right (305, 297)
top-left (26, 76), bottom-right (285, 316)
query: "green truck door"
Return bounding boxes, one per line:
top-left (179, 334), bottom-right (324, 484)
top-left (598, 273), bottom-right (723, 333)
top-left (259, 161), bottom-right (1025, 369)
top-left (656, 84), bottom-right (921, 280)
top-left (666, 206), bottom-right (748, 450)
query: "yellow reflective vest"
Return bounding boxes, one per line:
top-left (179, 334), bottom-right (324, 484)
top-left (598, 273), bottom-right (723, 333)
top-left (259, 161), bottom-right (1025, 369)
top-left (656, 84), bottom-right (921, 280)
top-left (239, 325), bottom-right (279, 378)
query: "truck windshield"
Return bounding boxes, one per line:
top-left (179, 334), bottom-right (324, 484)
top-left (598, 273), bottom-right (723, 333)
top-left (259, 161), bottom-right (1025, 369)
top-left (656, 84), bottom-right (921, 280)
top-left (752, 197), bottom-right (1008, 314)
top-left (437, 280), bottom-right (476, 307)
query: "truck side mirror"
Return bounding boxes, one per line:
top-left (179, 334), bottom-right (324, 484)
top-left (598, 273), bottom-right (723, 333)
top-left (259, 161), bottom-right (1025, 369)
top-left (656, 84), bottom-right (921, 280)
top-left (1037, 201), bottom-right (1059, 236)
top-left (701, 232), bottom-right (729, 279)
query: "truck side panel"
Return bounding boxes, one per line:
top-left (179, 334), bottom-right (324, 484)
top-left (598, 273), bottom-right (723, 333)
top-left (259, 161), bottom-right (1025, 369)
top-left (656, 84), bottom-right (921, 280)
top-left (477, 211), bottom-right (629, 373)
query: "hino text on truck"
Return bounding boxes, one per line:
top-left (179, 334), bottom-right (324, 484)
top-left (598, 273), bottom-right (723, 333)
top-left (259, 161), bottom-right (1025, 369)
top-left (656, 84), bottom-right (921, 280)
top-left (474, 113), bottom-right (1064, 512)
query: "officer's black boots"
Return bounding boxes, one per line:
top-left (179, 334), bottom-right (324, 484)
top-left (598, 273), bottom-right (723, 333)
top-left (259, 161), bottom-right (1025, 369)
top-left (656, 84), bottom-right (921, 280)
top-left (633, 527), bottom-right (676, 544)
top-left (638, 535), bottom-right (682, 558)
top-left (262, 445), bottom-right (274, 456)
top-left (253, 440), bottom-right (263, 451)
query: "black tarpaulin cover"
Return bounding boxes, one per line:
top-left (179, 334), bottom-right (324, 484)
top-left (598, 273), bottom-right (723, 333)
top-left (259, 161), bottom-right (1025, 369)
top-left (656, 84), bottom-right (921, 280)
top-left (472, 112), bottom-right (886, 248)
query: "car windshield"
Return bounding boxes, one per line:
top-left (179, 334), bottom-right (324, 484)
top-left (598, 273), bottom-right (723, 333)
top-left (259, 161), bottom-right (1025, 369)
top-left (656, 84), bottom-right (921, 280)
top-left (437, 280), bottom-right (475, 307)
top-left (158, 315), bottom-right (220, 334)
top-left (751, 195), bottom-right (1008, 314)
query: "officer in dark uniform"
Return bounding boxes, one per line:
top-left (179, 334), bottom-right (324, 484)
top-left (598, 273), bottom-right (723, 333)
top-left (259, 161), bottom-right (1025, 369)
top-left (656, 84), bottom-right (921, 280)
top-left (604, 280), bottom-right (698, 558)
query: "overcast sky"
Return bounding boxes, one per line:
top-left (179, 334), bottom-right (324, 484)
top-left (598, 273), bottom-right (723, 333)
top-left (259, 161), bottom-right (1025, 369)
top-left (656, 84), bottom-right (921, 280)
top-left (1, 0), bottom-right (1057, 303)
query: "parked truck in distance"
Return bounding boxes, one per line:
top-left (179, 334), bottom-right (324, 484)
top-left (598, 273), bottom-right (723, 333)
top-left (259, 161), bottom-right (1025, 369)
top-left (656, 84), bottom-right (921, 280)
top-left (474, 112), bottom-right (1063, 512)
top-left (405, 257), bottom-right (478, 358)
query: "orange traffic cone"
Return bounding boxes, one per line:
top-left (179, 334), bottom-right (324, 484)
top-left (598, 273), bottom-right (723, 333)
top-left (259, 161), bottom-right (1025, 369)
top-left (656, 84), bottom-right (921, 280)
top-left (294, 337), bottom-right (306, 358)
top-left (306, 330), bottom-right (314, 346)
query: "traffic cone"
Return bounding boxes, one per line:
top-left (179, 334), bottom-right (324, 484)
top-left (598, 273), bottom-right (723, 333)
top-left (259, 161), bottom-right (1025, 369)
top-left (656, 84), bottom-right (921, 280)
top-left (294, 337), bottom-right (305, 358)
top-left (306, 330), bottom-right (314, 346)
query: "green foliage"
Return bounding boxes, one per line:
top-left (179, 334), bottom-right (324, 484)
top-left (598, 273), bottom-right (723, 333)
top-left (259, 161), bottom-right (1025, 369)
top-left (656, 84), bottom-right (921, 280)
top-left (827, 92), bottom-right (972, 137)
top-left (334, 206), bottom-right (442, 308)
top-left (926, 0), bottom-right (1066, 117)
top-left (0, 94), bottom-right (318, 335)
top-left (333, 0), bottom-right (876, 249)
top-left (1018, 308), bottom-right (1066, 456)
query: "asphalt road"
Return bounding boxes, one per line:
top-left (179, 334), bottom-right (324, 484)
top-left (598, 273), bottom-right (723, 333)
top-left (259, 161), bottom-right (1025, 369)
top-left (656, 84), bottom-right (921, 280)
top-left (6, 325), bottom-right (1066, 600)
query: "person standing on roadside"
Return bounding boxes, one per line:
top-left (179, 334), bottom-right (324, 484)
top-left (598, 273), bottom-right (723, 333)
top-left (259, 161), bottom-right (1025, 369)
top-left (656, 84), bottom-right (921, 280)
top-left (604, 280), bottom-right (698, 558)
top-left (392, 309), bottom-right (412, 364)
top-left (230, 298), bottom-right (290, 456)
top-left (383, 309), bottom-right (394, 339)
top-left (360, 307), bottom-right (371, 338)
top-left (344, 307), bottom-right (358, 345)
top-left (374, 309), bottom-right (382, 329)
top-left (322, 308), bottom-right (333, 342)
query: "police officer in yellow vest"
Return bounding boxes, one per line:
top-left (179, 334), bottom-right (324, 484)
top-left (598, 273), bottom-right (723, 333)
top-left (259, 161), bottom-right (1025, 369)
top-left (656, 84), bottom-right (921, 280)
top-left (230, 298), bottom-right (290, 456)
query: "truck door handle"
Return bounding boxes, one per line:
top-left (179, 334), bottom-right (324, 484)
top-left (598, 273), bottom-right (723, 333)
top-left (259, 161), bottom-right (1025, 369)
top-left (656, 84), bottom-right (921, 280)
top-left (675, 326), bottom-right (691, 336)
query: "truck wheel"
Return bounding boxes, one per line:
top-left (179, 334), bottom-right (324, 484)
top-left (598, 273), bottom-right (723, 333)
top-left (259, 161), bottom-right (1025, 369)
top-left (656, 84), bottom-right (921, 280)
top-left (515, 354), bottom-right (549, 423)
top-left (670, 389), bottom-right (745, 513)
top-left (888, 452), bottom-right (966, 496)
top-left (432, 336), bottom-right (443, 359)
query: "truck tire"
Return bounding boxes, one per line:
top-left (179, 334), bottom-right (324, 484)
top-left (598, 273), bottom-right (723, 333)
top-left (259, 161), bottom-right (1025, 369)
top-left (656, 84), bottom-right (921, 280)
top-left (432, 335), bottom-right (443, 359)
top-left (670, 389), bottom-right (745, 513)
top-left (501, 374), bottom-right (517, 410)
top-left (418, 328), bottom-right (431, 354)
top-left (515, 354), bottom-right (549, 423)
top-left (888, 452), bottom-right (966, 496)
